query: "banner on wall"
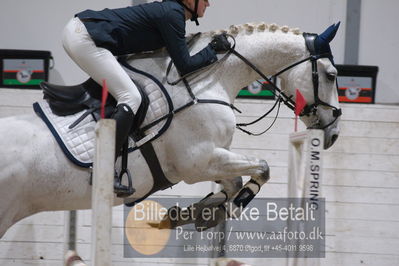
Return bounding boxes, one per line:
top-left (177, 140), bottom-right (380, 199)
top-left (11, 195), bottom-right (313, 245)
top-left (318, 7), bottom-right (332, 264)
top-left (336, 64), bottom-right (378, 104)
top-left (237, 79), bottom-right (276, 100)
top-left (0, 50), bottom-right (52, 89)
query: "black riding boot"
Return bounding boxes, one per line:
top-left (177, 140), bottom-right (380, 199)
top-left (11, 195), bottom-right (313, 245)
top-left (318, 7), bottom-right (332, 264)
top-left (111, 103), bottom-right (135, 158)
top-left (112, 103), bottom-right (136, 197)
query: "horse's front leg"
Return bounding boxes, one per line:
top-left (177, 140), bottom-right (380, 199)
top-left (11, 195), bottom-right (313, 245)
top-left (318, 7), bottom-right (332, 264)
top-left (189, 177), bottom-right (245, 230)
top-left (205, 148), bottom-right (270, 204)
top-left (157, 148), bottom-right (270, 230)
top-left (187, 177), bottom-right (244, 213)
top-left (192, 148), bottom-right (270, 229)
top-left (203, 148), bottom-right (269, 182)
top-left (155, 177), bottom-right (243, 230)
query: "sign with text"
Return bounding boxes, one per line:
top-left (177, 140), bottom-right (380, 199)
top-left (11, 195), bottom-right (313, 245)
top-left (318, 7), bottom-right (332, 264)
top-left (123, 197), bottom-right (325, 258)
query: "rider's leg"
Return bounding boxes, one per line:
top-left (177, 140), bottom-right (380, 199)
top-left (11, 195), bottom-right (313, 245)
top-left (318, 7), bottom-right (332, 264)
top-left (61, 17), bottom-right (141, 155)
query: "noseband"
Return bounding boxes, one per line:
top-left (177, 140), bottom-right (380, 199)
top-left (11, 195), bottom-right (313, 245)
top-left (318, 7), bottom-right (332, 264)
top-left (230, 32), bottom-right (342, 130)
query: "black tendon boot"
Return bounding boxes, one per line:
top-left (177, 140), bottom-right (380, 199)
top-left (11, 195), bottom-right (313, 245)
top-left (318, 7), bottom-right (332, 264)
top-left (112, 103), bottom-right (135, 197)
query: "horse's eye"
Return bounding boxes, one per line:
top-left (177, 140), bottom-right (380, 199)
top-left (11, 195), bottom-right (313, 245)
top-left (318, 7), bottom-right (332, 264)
top-left (326, 72), bottom-right (336, 81)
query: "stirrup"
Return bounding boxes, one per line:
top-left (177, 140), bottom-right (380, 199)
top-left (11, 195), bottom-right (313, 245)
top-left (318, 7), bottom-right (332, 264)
top-left (114, 141), bottom-right (135, 198)
top-left (114, 169), bottom-right (135, 198)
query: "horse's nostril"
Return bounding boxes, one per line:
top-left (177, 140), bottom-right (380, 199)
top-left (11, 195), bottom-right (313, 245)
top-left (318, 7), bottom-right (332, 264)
top-left (331, 134), bottom-right (338, 145)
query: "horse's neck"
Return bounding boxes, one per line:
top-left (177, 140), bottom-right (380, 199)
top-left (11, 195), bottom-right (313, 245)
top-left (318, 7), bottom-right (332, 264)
top-left (128, 26), bottom-right (307, 104)
top-left (214, 30), bottom-right (306, 102)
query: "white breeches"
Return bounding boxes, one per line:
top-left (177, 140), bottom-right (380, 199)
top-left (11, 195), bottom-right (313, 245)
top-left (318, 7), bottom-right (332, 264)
top-left (62, 17), bottom-right (141, 114)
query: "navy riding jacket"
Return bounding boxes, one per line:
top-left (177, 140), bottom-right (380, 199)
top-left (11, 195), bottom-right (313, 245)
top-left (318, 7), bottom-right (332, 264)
top-left (75, 0), bottom-right (217, 75)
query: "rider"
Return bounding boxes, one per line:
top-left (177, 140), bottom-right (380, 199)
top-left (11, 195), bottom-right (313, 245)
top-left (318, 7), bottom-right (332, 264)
top-left (62, 0), bottom-right (231, 156)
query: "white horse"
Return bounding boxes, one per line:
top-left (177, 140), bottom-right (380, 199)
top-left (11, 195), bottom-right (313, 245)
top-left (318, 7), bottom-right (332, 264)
top-left (0, 22), bottom-right (341, 237)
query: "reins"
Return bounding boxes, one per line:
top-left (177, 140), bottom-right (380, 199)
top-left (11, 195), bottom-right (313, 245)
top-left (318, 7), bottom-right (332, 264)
top-left (165, 33), bottom-right (233, 86)
top-left (149, 30), bottom-right (342, 139)
top-left (164, 32), bottom-right (341, 136)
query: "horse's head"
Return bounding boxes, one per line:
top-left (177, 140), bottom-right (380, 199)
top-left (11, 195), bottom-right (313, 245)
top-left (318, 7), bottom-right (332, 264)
top-left (280, 23), bottom-right (341, 149)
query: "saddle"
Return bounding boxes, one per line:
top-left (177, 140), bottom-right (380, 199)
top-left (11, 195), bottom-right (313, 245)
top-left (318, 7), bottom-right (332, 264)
top-left (41, 77), bottom-right (149, 133)
top-left (39, 76), bottom-right (150, 198)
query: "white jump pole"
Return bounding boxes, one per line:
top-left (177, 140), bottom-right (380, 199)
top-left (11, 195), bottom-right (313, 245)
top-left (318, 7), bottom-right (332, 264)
top-left (91, 119), bottom-right (116, 266)
top-left (287, 129), bottom-right (324, 266)
top-left (288, 129), bottom-right (324, 200)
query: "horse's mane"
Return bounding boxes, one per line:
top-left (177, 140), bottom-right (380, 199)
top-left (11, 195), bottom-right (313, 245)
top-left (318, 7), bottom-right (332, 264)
top-left (189, 22), bottom-right (302, 38)
top-left (127, 23), bottom-right (302, 60)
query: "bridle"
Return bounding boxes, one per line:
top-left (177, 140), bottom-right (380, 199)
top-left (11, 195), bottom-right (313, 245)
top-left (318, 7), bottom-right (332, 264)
top-left (301, 33), bottom-right (342, 128)
top-left (231, 32), bottom-right (342, 132)
top-left (165, 31), bottom-right (342, 135)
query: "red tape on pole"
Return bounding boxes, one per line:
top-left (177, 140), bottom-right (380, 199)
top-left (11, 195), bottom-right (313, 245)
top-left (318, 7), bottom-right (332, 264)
top-left (294, 89), bottom-right (307, 132)
top-left (101, 79), bottom-right (109, 119)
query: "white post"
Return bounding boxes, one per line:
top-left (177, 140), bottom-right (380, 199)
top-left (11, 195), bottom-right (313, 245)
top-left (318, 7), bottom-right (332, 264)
top-left (91, 119), bottom-right (116, 266)
top-left (288, 129), bottom-right (324, 200)
top-left (287, 129), bottom-right (324, 266)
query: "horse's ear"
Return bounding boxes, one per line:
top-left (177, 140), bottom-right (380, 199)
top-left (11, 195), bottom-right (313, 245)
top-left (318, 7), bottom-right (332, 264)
top-left (319, 22), bottom-right (341, 43)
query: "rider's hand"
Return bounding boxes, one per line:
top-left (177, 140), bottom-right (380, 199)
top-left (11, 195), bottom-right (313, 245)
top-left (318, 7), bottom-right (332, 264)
top-left (209, 33), bottom-right (231, 53)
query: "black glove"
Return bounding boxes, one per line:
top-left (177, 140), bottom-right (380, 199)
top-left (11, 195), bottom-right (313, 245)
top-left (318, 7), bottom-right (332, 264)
top-left (209, 33), bottom-right (231, 53)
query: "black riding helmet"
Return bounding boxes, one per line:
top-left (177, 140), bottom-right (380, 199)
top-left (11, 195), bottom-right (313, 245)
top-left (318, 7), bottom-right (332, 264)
top-left (176, 0), bottom-right (201, 26)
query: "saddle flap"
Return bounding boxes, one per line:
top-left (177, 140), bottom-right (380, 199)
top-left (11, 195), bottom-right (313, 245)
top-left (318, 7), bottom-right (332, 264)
top-left (47, 99), bottom-right (87, 117)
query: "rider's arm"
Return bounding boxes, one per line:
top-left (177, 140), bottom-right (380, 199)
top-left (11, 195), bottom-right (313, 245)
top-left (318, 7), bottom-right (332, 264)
top-left (157, 8), bottom-right (217, 76)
